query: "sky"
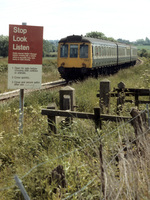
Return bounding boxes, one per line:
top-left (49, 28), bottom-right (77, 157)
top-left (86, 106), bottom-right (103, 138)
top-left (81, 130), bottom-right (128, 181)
top-left (0, 0), bottom-right (150, 42)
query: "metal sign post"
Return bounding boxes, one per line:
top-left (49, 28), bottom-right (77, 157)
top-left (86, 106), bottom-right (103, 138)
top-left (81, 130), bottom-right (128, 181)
top-left (19, 23), bottom-right (26, 134)
top-left (19, 88), bottom-right (24, 134)
top-left (14, 175), bottom-right (30, 200)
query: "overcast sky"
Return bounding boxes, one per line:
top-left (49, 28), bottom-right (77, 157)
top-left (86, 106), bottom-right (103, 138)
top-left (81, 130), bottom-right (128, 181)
top-left (0, 0), bottom-right (149, 41)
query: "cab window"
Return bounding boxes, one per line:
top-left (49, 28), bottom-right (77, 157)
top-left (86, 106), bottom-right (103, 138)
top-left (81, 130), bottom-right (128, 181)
top-left (70, 45), bottom-right (78, 58)
top-left (80, 45), bottom-right (88, 58)
top-left (60, 44), bottom-right (68, 57)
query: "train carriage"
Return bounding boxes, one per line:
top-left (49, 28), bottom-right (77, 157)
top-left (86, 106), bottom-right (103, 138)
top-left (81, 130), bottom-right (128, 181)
top-left (131, 46), bottom-right (138, 64)
top-left (91, 39), bottom-right (117, 67)
top-left (57, 35), bottom-right (137, 80)
top-left (117, 43), bottom-right (131, 65)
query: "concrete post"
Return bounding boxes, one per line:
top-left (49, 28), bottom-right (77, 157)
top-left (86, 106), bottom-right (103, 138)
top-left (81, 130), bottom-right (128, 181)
top-left (59, 86), bottom-right (76, 111)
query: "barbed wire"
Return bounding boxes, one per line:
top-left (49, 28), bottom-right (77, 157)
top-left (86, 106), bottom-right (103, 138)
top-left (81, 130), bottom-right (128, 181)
top-left (0, 108), bottom-right (149, 197)
top-left (63, 127), bottom-right (150, 200)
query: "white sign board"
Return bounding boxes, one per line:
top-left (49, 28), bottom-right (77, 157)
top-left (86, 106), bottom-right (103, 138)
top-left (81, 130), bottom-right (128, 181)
top-left (8, 64), bottom-right (42, 89)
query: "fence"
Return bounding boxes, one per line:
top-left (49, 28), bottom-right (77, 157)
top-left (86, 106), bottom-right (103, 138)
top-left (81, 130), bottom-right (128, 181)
top-left (41, 84), bottom-right (150, 198)
top-left (1, 81), bottom-right (150, 199)
top-left (1, 106), bottom-right (149, 199)
top-left (42, 84), bottom-right (133, 134)
top-left (97, 79), bottom-right (150, 114)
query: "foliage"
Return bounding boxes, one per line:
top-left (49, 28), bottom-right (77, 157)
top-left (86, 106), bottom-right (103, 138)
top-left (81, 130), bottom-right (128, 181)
top-left (138, 48), bottom-right (150, 58)
top-left (0, 35), bottom-right (8, 57)
top-left (117, 38), bottom-right (130, 44)
top-left (135, 37), bottom-right (150, 45)
top-left (85, 31), bottom-right (106, 39)
top-left (85, 31), bottom-right (116, 42)
top-left (0, 57), bottom-right (8, 93)
top-left (43, 39), bottom-right (58, 57)
top-left (137, 44), bottom-right (150, 58)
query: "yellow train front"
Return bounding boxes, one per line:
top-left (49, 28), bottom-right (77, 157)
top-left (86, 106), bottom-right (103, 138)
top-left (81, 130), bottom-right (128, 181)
top-left (57, 35), bottom-right (137, 80)
top-left (57, 35), bottom-right (93, 80)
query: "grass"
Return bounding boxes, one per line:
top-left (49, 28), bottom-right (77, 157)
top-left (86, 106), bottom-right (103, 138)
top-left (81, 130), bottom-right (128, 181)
top-left (137, 45), bottom-right (150, 53)
top-left (0, 58), bottom-right (150, 199)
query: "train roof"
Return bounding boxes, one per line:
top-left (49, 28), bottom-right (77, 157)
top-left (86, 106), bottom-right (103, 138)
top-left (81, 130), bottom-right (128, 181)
top-left (59, 35), bottom-right (137, 49)
top-left (59, 35), bottom-right (116, 46)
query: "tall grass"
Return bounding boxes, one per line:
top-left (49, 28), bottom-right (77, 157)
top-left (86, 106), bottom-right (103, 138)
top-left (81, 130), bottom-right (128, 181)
top-left (0, 59), bottom-right (150, 199)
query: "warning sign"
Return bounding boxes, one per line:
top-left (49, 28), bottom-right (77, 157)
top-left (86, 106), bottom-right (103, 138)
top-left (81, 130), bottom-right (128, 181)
top-left (8, 24), bottom-right (43, 89)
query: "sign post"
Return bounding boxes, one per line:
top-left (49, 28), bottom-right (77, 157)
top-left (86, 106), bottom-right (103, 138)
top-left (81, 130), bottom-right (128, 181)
top-left (8, 23), bottom-right (43, 134)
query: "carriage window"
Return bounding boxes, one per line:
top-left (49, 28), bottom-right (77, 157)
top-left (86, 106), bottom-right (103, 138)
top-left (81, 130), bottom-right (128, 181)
top-left (70, 45), bottom-right (78, 58)
top-left (60, 44), bottom-right (68, 57)
top-left (80, 45), bottom-right (88, 58)
top-left (95, 46), bottom-right (98, 57)
top-left (98, 46), bottom-right (101, 56)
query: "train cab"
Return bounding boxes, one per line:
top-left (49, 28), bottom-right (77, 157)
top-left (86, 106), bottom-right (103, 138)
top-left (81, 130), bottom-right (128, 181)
top-left (57, 35), bottom-right (92, 79)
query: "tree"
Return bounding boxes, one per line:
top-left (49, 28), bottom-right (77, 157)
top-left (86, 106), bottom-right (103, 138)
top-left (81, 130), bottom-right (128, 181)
top-left (85, 31), bottom-right (116, 41)
top-left (145, 37), bottom-right (150, 45)
top-left (117, 38), bottom-right (130, 44)
top-left (85, 31), bottom-right (106, 39)
top-left (107, 37), bottom-right (116, 42)
top-left (0, 35), bottom-right (8, 57)
top-left (43, 39), bottom-right (57, 57)
top-left (135, 39), bottom-right (145, 45)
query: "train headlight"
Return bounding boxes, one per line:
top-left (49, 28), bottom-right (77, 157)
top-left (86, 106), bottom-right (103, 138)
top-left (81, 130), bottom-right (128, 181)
top-left (82, 63), bottom-right (86, 68)
top-left (61, 62), bottom-right (65, 66)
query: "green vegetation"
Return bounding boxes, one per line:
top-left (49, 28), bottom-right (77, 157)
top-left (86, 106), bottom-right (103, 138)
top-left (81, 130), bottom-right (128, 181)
top-left (42, 57), bottom-right (60, 83)
top-left (0, 57), bottom-right (8, 93)
top-left (0, 35), bottom-right (8, 57)
top-left (43, 39), bottom-right (58, 57)
top-left (137, 45), bottom-right (150, 52)
top-left (0, 58), bottom-right (150, 199)
top-left (137, 45), bottom-right (150, 58)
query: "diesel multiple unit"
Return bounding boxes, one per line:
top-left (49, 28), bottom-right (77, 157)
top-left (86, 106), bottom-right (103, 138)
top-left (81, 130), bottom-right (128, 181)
top-left (57, 35), bottom-right (137, 80)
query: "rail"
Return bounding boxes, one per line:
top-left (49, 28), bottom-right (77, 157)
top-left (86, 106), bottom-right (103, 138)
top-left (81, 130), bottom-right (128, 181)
top-left (0, 79), bottom-right (66, 102)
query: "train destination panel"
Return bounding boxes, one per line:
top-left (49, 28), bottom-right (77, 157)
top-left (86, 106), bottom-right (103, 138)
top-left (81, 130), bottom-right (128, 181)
top-left (8, 24), bottom-right (43, 89)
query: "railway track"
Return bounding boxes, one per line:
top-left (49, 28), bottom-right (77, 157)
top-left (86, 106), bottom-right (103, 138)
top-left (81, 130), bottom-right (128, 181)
top-left (0, 79), bottom-right (67, 102)
top-left (0, 58), bottom-right (143, 102)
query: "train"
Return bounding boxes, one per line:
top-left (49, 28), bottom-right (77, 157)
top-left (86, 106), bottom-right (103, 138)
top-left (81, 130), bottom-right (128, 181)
top-left (57, 35), bottom-right (138, 81)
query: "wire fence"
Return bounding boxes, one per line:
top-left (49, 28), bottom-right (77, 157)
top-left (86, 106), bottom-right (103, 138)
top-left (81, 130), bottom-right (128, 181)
top-left (0, 103), bottom-right (150, 199)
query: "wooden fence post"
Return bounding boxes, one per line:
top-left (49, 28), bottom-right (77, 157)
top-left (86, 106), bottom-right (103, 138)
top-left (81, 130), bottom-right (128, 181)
top-left (117, 82), bottom-right (125, 115)
top-left (94, 107), bottom-right (101, 130)
top-left (99, 79), bottom-right (110, 114)
top-left (47, 103), bottom-right (57, 134)
top-left (135, 93), bottom-right (139, 107)
top-left (94, 107), bottom-right (105, 197)
top-left (130, 108), bottom-right (148, 145)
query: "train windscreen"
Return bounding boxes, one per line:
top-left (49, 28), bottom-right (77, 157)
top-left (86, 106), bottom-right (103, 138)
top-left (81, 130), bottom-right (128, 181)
top-left (60, 44), bottom-right (68, 57)
top-left (70, 45), bottom-right (78, 58)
